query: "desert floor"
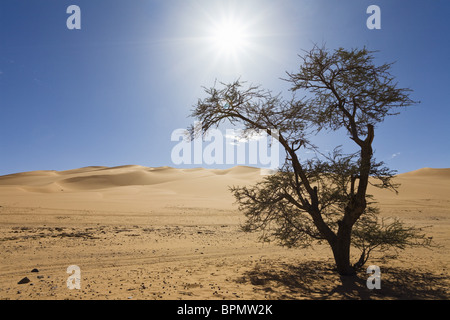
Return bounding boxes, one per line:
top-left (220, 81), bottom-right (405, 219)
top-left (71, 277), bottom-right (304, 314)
top-left (0, 165), bottom-right (449, 300)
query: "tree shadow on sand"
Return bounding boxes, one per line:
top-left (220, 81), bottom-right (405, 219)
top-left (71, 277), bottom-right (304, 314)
top-left (238, 260), bottom-right (449, 300)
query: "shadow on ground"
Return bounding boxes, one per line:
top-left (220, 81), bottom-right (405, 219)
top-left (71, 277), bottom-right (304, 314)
top-left (238, 260), bottom-right (450, 300)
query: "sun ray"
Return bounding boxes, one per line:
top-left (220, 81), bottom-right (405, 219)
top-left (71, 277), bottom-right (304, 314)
top-left (162, 0), bottom-right (293, 81)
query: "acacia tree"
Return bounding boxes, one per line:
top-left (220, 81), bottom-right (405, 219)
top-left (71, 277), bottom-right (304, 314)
top-left (189, 46), bottom-right (430, 276)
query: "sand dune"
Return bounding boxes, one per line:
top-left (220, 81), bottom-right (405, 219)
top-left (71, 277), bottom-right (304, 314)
top-left (0, 165), bottom-right (261, 190)
top-left (2, 165), bottom-right (448, 188)
top-left (1, 165), bottom-right (448, 205)
top-left (0, 165), bottom-right (263, 215)
top-left (0, 166), bottom-right (449, 300)
top-left (397, 167), bottom-right (450, 179)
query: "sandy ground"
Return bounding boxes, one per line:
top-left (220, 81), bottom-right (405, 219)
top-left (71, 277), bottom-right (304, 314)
top-left (0, 165), bottom-right (449, 300)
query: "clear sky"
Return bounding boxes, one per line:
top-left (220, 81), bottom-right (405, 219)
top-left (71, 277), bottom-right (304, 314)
top-left (1, 0), bottom-right (449, 176)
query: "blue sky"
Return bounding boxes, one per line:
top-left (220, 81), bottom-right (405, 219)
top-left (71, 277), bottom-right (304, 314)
top-left (0, 0), bottom-right (449, 175)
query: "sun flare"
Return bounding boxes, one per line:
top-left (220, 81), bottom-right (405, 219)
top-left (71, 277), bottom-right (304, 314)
top-left (211, 21), bottom-right (248, 55)
top-left (174, 1), bottom-right (287, 74)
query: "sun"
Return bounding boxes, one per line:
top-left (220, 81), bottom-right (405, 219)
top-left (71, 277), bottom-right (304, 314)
top-left (211, 20), bottom-right (248, 55)
top-left (171, 1), bottom-right (287, 75)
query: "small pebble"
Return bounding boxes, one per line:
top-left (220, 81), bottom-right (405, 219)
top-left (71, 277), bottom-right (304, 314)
top-left (18, 277), bottom-right (30, 284)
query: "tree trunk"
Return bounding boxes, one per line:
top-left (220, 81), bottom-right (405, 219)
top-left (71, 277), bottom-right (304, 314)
top-left (331, 222), bottom-right (356, 276)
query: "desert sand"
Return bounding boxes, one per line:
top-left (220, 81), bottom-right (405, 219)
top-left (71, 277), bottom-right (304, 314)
top-left (0, 165), bottom-right (449, 300)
